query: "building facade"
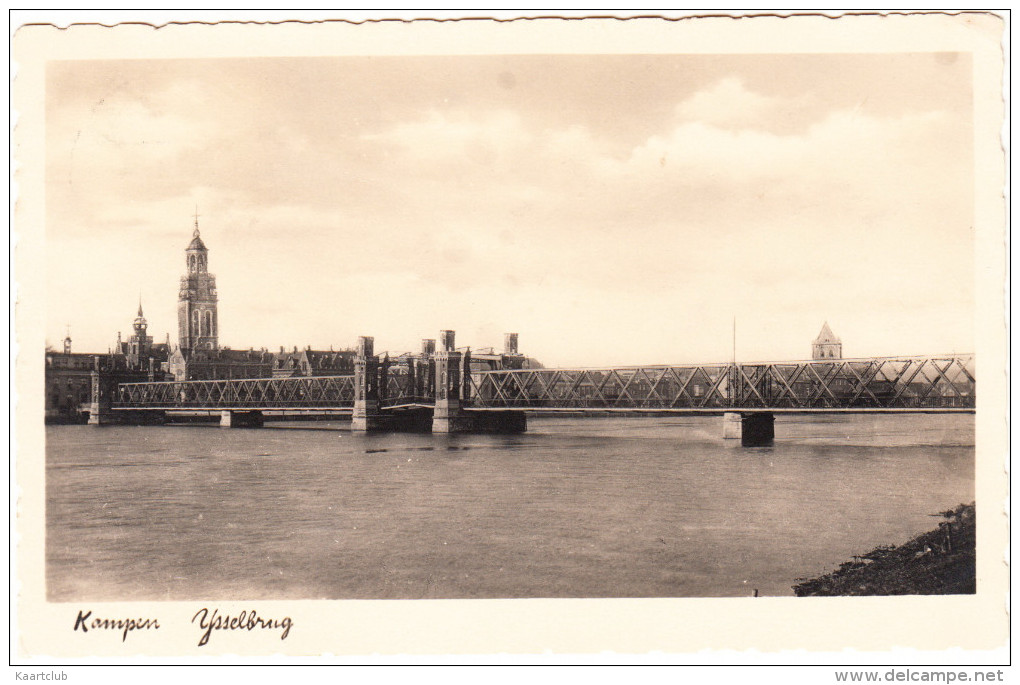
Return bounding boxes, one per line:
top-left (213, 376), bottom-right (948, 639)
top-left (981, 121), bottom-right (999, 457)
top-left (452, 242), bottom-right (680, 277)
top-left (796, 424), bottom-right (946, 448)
top-left (45, 339), bottom-right (139, 422)
top-left (45, 342), bottom-right (98, 422)
top-left (271, 347), bottom-right (357, 378)
top-left (168, 347), bottom-right (274, 381)
top-left (113, 302), bottom-right (172, 374)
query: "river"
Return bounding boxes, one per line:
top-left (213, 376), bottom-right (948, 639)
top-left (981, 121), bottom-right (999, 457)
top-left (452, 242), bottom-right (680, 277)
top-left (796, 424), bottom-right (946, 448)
top-left (46, 413), bottom-right (974, 601)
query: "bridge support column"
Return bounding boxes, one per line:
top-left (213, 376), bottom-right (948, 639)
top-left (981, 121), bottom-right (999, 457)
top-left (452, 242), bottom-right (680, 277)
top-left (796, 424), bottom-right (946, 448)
top-left (431, 330), bottom-right (526, 434)
top-left (119, 410), bottom-right (167, 425)
top-left (432, 330), bottom-right (466, 433)
top-left (723, 412), bottom-right (774, 446)
top-left (220, 411), bottom-right (264, 428)
top-left (722, 412), bottom-right (742, 439)
top-left (87, 369), bottom-right (115, 425)
top-left (352, 336), bottom-right (385, 431)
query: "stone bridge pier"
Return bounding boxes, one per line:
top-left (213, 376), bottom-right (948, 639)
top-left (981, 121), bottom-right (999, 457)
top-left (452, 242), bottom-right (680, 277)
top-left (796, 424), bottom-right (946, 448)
top-left (352, 336), bottom-right (386, 431)
top-left (432, 330), bottom-right (526, 434)
top-left (431, 330), bottom-right (467, 433)
top-left (88, 364), bottom-right (165, 426)
top-left (87, 368), bottom-right (115, 425)
top-left (723, 411), bottom-right (775, 447)
top-left (219, 411), bottom-right (264, 428)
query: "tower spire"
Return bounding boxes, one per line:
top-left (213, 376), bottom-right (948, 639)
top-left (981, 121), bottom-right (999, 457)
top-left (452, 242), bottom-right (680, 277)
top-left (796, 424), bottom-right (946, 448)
top-left (138, 293), bottom-right (144, 317)
top-left (193, 206), bottom-right (201, 238)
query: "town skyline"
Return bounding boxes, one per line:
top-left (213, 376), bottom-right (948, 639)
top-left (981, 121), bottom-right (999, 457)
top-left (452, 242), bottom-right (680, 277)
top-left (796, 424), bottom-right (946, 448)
top-left (45, 53), bottom-right (975, 367)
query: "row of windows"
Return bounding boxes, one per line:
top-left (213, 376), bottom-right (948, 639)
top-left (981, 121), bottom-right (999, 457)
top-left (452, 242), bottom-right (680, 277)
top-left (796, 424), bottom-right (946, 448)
top-left (814, 346), bottom-right (842, 359)
top-left (191, 309), bottom-right (217, 338)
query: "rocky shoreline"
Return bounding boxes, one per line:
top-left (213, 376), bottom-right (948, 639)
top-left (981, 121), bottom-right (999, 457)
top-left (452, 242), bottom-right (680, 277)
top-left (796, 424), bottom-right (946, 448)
top-left (793, 503), bottom-right (976, 596)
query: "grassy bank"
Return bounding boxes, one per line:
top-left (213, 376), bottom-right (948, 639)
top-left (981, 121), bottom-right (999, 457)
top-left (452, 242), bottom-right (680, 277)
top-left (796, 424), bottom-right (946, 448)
top-left (793, 503), bottom-right (975, 596)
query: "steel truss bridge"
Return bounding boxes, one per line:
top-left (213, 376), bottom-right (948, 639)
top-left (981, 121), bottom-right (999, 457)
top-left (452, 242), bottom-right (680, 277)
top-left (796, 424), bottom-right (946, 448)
top-left (112, 354), bottom-right (974, 413)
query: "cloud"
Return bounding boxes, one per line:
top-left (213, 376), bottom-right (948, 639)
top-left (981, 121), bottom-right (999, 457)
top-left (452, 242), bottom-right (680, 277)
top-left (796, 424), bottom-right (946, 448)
top-left (43, 61), bottom-right (975, 364)
top-left (674, 77), bottom-right (817, 132)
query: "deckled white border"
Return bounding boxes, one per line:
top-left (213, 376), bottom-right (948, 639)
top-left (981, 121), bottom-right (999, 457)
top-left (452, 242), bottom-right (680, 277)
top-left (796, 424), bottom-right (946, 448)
top-left (10, 11), bottom-right (1009, 662)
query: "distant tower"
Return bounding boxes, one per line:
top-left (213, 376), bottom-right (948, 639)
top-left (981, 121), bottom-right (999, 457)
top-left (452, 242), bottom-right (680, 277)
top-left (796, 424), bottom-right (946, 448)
top-left (812, 322), bottom-right (842, 360)
top-left (130, 300), bottom-right (153, 359)
top-left (62, 325), bottom-right (72, 354)
top-left (177, 213), bottom-right (219, 352)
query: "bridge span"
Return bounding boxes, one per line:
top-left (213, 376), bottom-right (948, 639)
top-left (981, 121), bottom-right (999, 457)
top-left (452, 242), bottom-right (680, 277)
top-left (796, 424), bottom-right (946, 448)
top-left (89, 331), bottom-right (974, 445)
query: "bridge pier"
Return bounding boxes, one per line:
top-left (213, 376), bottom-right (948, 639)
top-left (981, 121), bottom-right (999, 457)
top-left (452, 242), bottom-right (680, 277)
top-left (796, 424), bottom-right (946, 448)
top-left (219, 411), bottom-right (264, 428)
top-left (723, 411), bottom-right (775, 447)
top-left (431, 330), bottom-right (464, 433)
top-left (722, 412), bottom-right (742, 439)
top-left (431, 330), bottom-right (527, 434)
top-left (87, 369), bottom-right (116, 425)
top-left (115, 410), bottom-right (167, 425)
top-left (352, 336), bottom-right (386, 431)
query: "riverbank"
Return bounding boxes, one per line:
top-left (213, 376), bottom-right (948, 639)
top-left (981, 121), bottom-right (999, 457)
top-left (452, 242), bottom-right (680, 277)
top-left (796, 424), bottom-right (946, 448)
top-left (793, 503), bottom-right (975, 596)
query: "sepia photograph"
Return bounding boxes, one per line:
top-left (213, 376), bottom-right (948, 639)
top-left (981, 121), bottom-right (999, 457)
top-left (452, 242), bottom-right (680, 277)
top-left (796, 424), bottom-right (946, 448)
top-left (13, 12), bottom-right (1008, 661)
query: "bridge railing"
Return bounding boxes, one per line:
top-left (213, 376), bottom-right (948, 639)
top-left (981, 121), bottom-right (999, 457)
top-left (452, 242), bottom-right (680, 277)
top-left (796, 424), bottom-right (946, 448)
top-left (466, 355), bottom-right (975, 410)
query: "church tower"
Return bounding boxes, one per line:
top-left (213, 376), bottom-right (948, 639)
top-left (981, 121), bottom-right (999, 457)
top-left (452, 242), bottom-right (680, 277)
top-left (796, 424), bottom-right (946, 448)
top-left (177, 215), bottom-right (219, 352)
top-left (812, 322), bottom-right (842, 360)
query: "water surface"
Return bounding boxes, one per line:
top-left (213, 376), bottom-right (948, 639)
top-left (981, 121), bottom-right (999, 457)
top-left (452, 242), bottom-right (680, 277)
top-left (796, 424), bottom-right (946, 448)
top-left (46, 414), bottom-right (974, 601)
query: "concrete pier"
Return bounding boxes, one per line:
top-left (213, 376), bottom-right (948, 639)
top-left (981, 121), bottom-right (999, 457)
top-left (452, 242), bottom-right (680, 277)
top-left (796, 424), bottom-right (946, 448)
top-left (723, 411), bottom-right (775, 446)
top-left (219, 410), bottom-right (264, 428)
top-left (112, 410), bottom-right (167, 425)
top-left (722, 412), bottom-right (742, 439)
top-left (740, 412), bottom-right (774, 447)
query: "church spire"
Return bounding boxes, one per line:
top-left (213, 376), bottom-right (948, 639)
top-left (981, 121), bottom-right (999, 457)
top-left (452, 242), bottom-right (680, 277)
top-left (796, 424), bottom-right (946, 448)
top-left (134, 297), bottom-right (147, 328)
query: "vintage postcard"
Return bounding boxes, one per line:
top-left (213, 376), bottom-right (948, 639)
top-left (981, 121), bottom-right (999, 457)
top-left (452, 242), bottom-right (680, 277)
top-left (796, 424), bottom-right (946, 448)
top-left (12, 13), bottom-right (1008, 661)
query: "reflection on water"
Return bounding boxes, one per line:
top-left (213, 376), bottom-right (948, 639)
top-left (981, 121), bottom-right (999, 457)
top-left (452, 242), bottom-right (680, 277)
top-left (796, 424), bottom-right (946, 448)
top-left (46, 414), bottom-right (974, 601)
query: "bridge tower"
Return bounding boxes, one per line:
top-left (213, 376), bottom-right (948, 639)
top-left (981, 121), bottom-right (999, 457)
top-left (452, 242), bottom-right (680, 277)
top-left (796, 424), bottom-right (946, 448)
top-left (87, 358), bottom-right (113, 425)
top-left (178, 214), bottom-right (219, 353)
top-left (432, 330), bottom-right (464, 433)
top-left (432, 330), bottom-right (526, 434)
top-left (352, 336), bottom-right (384, 431)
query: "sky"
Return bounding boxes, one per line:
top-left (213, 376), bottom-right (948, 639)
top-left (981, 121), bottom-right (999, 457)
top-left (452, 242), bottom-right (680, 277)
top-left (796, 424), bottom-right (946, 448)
top-left (44, 53), bottom-right (975, 367)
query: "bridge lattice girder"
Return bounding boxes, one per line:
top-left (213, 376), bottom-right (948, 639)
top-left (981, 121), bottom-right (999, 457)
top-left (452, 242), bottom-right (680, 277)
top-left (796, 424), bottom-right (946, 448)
top-left (466, 356), bottom-right (975, 410)
top-left (112, 355), bottom-right (975, 411)
top-left (115, 375), bottom-right (356, 409)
